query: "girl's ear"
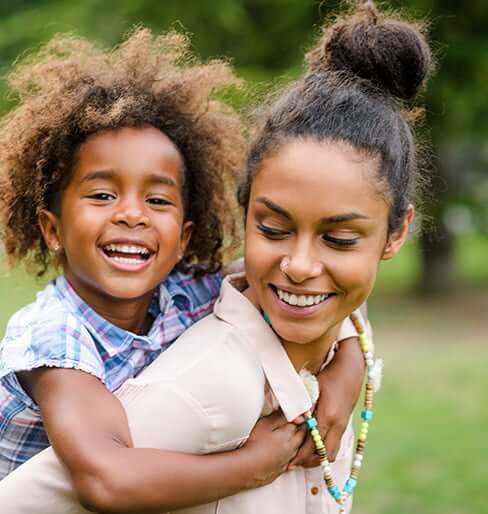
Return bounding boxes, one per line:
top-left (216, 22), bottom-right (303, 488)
top-left (38, 209), bottom-right (63, 253)
top-left (381, 205), bottom-right (415, 261)
top-left (178, 221), bottom-right (193, 261)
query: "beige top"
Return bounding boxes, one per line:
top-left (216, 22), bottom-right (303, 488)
top-left (0, 275), bottom-right (366, 514)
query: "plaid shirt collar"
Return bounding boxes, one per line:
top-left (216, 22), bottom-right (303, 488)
top-left (54, 275), bottom-right (193, 356)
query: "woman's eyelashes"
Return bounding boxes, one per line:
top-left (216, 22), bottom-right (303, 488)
top-left (257, 223), bottom-right (359, 247)
top-left (322, 234), bottom-right (359, 248)
top-left (256, 223), bottom-right (290, 239)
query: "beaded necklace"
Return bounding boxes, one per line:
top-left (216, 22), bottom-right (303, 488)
top-left (263, 310), bottom-right (381, 512)
top-left (302, 312), bottom-right (379, 512)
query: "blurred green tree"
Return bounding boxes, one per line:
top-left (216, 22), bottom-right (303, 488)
top-left (0, 0), bottom-right (486, 292)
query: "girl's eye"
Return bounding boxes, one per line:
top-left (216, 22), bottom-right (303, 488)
top-left (257, 223), bottom-right (290, 239)
top-left (322, 234), bottom-right (359, 248)
top-left (88, 192), bottom-right (115, 201)
top-left (147, 197), bottom-right (172, 207)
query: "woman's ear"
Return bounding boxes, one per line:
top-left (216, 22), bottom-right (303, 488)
top-left (38, 209), bottom-right (63, 253)
top-left (382, 205), bottom-right (415, 261)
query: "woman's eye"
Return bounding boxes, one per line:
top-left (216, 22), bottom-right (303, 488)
top-left (322, 234), bottom-right (359, 248)
top-left (257, 223), bottom-right (290, 239)
top-left (88, 192), bottom-right (115, 201)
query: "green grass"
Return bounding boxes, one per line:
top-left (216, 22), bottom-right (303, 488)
top-left (353, 344), bottom-right (488, 514)
top-left (0, 235), bottom-right (487, 513)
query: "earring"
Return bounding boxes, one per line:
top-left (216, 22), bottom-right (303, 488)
top-left (280, 255), bottom-right (291, 273)
top-left (52, 243), bottom-right (61, 253)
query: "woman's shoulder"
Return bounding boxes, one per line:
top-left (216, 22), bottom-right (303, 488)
top-left (123, 314), bottom-right (266, 449)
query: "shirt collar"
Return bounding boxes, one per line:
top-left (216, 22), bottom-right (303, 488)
top-left (213, 273), bottom-right (313, 422)
top-left (54, 276), bottom-right (174, 356)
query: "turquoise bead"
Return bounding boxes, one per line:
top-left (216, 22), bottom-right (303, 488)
top-left (305, 417), bottom-right (318, 429)
top-left (361, 409), bottom-right (373, 421)
top-left (344, 478), bottom-right (357, 494)
top-left (328, 485), bottom-right (341, 499)
top-left (262, 312), bottom-right (272, 325)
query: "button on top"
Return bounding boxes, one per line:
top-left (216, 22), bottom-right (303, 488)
top-left (311, 486), bottom-right (320, 495)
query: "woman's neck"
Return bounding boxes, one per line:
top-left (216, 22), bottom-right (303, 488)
top-left (281, 327), bottom-right (340, 375)
top-left (242, 285), bottom-right (340, 374)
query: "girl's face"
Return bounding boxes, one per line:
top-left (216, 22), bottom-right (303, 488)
top-left (39, 126), bottom-right (192, 311)
top-left (244, 138), bottom-right (411, 346)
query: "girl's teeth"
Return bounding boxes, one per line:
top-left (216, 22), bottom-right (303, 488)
top-left (110, 256), bottom-right (145, 264)
top-left (277, 288), bottom-right (329, 307)
top-left (104, 244), bottom-right (149, 255)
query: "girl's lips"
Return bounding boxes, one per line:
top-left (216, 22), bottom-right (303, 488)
top-left (99, 247), bottom-right (155, 273)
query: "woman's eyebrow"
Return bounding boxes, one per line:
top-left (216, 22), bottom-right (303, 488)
top-left (255, 197), bottom-right (291, 220)
top-left (321, 213), bottom-right (370, 223)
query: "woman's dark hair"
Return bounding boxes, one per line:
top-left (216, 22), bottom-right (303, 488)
top-left (238, 1), bottom-right (433, 234)
top-left (0, 28), bottom-right (245, 276)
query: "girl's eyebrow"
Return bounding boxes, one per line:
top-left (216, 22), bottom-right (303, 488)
top-left (255, 196), bottom-right (369, 223)
top-left (80, 170), bottom-right (115, 183)
top-left (80, 170), bottom-right (177, 187)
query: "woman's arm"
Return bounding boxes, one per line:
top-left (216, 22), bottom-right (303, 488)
top-left (18, 367), bottom-right (303, 514)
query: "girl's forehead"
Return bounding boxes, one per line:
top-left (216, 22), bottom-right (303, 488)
top-left (73, 127), bottom-right (184, 186)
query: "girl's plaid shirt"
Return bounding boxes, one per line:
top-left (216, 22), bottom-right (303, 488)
top-left (0, 270), bottom-right (222, 479)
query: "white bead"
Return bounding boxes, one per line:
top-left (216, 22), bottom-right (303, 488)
top-left (321, 462), bottom-right (331, 473)
top-left (353, 459), bottom-right (362, 468)
top-left (366, 358), bottom-right (374, 367)
top-left (365, 351), bottom-right (373, 359)
top-left (355, 454), bottom-right (364, 462)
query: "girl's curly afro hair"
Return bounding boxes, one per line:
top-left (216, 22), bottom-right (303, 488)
top-left (0, 27), bottom-right (245, 276)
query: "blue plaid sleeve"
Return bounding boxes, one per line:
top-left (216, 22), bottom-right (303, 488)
top-left (0, 310), bottom-right (105, 383)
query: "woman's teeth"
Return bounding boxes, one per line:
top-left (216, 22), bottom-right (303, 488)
top-left (277, 288), bottom-right (330, 307)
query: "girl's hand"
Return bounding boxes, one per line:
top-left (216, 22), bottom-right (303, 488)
top-left (242, 411), bottom-right (306, 488)
top-left (289, 337), bottom-right (365, 468)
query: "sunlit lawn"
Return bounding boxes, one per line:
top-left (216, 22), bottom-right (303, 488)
top-left (0, 234), bottom-right (487, 513)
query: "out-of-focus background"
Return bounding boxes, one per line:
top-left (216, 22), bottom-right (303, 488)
top-left (0, 1), bottom-right (487, 512)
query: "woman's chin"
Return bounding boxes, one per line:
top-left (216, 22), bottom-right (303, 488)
top-left (271, 322), bottom-right (324, 346)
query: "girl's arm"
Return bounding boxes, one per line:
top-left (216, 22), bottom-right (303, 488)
top-left (18, 367), bottom-right (304, 514)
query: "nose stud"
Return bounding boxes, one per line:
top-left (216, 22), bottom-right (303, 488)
top-left (280, 255), bottom-right (291, 273)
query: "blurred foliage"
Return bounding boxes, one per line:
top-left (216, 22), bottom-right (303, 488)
top-left (0, 0), bottom-right (486, 135)
top-left (0, 0), bottom-right (486, 290)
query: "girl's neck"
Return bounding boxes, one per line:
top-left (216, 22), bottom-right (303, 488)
top-left (64, 274), bottom-right (154, 334)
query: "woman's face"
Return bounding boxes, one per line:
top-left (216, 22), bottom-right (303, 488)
top-left (244, 138), bottom-right (411, 346)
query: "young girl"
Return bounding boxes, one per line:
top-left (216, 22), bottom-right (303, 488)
top-left (0, 24), bottom-right (365, 508)
top-left (0, 2), bottom-right (431, 513)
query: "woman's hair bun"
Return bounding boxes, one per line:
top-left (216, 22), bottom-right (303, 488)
top-left (306, 1), bottom-right (432, 100)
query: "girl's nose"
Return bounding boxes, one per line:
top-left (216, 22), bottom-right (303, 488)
top-left (112, 199), bottom-right (150, 228)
